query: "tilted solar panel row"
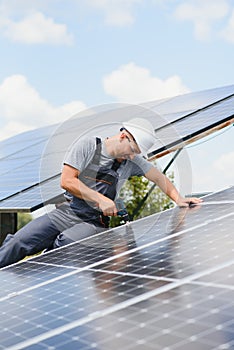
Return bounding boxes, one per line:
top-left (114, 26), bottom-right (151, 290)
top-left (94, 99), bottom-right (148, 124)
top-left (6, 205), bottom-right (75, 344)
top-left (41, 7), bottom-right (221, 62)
top-left (0, 186), bottom-right (233, 350)
top-left (0, 84), bottom-right (234, 212)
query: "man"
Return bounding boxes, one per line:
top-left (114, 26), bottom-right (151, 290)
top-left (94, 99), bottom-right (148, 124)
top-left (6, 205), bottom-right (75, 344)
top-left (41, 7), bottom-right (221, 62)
top-left (0, 118), bottom-right (202, 268)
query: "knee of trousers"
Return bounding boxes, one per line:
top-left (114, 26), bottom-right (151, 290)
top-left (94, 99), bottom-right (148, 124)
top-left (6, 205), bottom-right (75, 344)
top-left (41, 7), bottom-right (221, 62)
top-left (3, 233), bottom-right (36, 257)
top-left (10, 215), bottom-right (59, 255)
top-left (53, 222), bottom-right (102, 249)
top-left (0, 234), bottom-right (32, 268)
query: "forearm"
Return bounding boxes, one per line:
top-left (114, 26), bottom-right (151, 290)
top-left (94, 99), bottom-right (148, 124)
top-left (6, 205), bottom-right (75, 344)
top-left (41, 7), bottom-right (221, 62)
top-left (155, 173), bottom-right (182, 204)
top-left (162, 178), bottom-right (202, 207)
top-left (145, 167), bottom-right (202, 207)
top-left (61, 175), bottom-right (117, 215)
top-left (61, 176), bottom-right (104, 205)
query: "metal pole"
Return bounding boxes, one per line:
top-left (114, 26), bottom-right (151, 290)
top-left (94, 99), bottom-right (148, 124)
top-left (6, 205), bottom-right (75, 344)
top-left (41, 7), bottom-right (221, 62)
top-left (130, 148), bottom-right (183, 220)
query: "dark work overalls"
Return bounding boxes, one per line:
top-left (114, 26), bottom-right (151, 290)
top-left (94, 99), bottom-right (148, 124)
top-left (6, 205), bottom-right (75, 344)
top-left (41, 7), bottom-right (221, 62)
top-left (70, 137), bottom-right (121, 228)
top-left (0, 138), bottom-right (121, 268)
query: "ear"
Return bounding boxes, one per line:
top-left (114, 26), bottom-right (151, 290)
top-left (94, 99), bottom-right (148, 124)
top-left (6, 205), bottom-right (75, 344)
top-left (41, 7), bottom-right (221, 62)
top-left (119, 132), bottom-right (127, 141)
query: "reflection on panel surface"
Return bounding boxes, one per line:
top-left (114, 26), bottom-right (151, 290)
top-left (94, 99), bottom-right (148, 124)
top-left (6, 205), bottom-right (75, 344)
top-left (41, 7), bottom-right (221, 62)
top-left (0, 187), bottom-right (233, 349)
top-left (1, 85), bottom-right (234, 211)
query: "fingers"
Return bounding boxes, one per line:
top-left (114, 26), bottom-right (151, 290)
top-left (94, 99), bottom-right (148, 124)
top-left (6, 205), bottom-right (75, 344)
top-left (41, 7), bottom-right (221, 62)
top-left (104, 209), bottom-right (118, 216)
top-left (190, 197), bottom-right (203, 202)
top-left (178, 202), bottom-right (189, 208)
top-left (177, 196), bottom-right (203, 208)
top-left (99, 198), bottom-right (118, 216)
top-left (188, 197), bottom-right (203, 205)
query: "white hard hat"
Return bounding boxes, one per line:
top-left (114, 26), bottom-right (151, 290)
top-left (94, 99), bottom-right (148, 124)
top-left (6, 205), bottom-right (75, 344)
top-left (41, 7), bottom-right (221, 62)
top-left (122, 117), bottom-right (156, 157)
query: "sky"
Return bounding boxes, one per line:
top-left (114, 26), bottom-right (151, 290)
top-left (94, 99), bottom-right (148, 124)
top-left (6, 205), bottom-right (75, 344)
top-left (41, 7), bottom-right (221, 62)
top-left (0, 0), bottom-right (233, 195)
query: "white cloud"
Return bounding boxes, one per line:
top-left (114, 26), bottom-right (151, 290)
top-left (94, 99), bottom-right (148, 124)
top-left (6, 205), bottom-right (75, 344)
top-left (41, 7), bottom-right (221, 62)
top-left (191, 150), bottom-right (234, 192)
top-left (1, 11), bottom-right (74, 45)
top-left (0, 0), bottom-right (43, 15)
top-left (213, 151), bottom-right (234, 177)
top-left (219, 9), bottom-right (234, 43)
top-left (0, 0), bottom-right (142, 28)
top-left (209, 151), bottom-right (234, 191)
top-left (0, 74), bottom-right (86, 141)
top-left (174, 0), bottom-right (229, 40)
top-left (103, 62), bottom-right (190, 103)
top-left (85, 0), bottom-right (142, 26)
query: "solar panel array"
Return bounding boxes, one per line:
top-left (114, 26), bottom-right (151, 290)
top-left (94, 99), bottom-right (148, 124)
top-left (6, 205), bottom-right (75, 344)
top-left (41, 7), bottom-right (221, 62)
top-left (0, 84), bottom-right (234, 212)
top-left (148, 94), bottom-right (234, 158)
top-left (143, 83), bottom-right (234, 127)
top-left (0, 186), bottom-right (233, 349)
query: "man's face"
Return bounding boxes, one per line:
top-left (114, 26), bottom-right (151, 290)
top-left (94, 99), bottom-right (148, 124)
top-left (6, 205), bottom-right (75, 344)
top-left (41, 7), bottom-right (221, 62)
top-left (117, 133), bottom-right (141, 160)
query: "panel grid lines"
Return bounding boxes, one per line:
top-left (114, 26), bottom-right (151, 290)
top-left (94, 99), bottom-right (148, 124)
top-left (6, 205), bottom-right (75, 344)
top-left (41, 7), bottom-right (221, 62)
top-left (154, 92), bottom-right (234, 132)
top-left (0, 167), bottom-right (233, 348)
top-left (3, 258), bottom-right (234, 350)
top-left (1, 84), bottom-right (234, 211)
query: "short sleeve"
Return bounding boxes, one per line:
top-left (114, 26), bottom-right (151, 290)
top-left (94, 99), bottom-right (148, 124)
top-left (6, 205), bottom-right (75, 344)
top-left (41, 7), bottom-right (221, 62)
top-left (63, 136), bottom-right (96, 172)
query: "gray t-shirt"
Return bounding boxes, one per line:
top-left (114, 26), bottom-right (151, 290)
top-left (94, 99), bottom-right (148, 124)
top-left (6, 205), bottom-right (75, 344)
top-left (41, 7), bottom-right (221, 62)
top-left (63, 136), bottom-right (153, 196)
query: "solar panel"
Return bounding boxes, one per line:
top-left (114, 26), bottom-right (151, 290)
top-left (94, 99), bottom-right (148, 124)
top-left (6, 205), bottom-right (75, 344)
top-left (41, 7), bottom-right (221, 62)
top-left (143, 83), bottom-right (234, 127)
top-left (0, 125), bottom-right (54, 159)
top-left (0, 84), bottom-right (233, 212)
top-left (0, 176), bottom-right (62, 212)
top-left (0, 186), bottom-right (233, 349)
top-left (148, 94), bottom-right (234, 158)
top-left (0, 125), bottom-right (57, 204)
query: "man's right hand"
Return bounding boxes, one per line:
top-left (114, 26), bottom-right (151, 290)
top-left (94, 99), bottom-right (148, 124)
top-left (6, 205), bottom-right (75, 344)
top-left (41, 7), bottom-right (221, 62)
top-left (61, 165), bottom-right (118, 216)
top-left (98, 197), bottom-right (118, 216)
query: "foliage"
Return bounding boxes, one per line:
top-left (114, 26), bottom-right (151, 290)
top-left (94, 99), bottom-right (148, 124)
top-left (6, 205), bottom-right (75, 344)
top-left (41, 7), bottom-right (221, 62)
top-left (16, 170), bottom-right (175, 230)
top-left (17, 212), bottom-right (32, 230)
top-left (110, 171), bottom-right (175, 228)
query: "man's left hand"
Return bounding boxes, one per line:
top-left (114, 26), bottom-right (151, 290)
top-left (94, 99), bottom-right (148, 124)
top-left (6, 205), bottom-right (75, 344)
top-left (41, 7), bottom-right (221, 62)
top-left (176, 196), bottom-right (203, 207)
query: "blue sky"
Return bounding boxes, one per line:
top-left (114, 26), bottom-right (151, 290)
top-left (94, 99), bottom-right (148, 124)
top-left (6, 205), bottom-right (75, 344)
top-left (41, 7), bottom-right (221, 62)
top-left (0, 0), bottom-right (233, 194)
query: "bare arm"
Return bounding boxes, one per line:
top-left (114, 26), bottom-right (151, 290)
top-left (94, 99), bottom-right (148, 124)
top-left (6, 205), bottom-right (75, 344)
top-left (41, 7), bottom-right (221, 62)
top-left (145, 167), bottom-right (202, 207)
top-left (60, 164), bottom-right (117, 216)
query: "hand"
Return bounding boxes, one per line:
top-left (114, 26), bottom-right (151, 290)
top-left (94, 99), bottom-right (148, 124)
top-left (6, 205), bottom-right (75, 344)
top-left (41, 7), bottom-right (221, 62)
top-left (176, 196), bottom-right (203, 208)
top-left (98, 197), bottom-right (118, 216)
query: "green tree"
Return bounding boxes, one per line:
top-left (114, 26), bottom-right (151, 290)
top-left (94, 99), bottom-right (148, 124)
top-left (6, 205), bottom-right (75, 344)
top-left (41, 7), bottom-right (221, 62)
top-left (110, 172), bottom-right (174, 228)
top-left (17, 212), bottom-right (32, 230)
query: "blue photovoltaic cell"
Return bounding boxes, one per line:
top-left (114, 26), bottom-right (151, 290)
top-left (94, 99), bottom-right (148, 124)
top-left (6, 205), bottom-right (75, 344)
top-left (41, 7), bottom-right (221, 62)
top-left (0, 124), bottom-right (56, 159)
top-left (0, 176), bottom-right (62, 211)
top-left (0, 85), bottom-right (233, 349)
top-left (0, 187), bottom-right (233, 350)
top-left (149, 94), bottom-right (234, 156)
top-left (144, 83), bottom-right (234, 128)
top-left (0, 84), bottom-right (233, 211)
